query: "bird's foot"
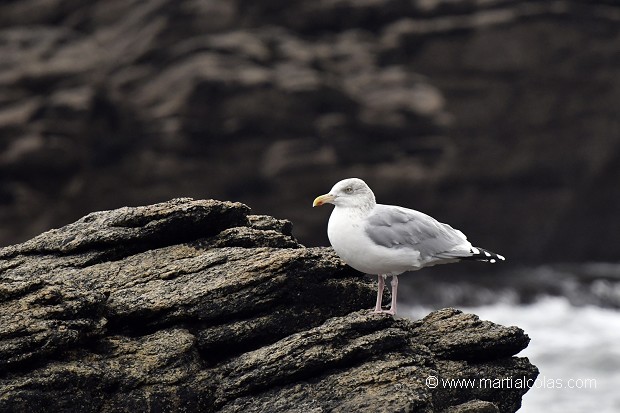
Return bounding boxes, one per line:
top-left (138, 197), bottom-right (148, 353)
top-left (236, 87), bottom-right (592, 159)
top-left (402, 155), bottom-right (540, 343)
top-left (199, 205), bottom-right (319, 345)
top-left (372, 308), bottom-right (396, 316)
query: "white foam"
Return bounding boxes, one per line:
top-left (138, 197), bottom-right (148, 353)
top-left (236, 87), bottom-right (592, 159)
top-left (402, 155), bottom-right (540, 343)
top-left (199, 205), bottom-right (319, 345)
top-left (404, 297), bottom-right (620, 413)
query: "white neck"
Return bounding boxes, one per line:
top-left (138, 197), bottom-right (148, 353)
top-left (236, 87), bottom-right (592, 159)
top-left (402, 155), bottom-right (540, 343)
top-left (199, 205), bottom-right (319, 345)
top-left (333, 199), bottom-right (375, 219)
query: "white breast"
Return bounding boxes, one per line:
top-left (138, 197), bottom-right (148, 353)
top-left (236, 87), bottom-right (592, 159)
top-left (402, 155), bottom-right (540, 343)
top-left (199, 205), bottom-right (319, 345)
top-left (327, 207), bottom-right (422, 275)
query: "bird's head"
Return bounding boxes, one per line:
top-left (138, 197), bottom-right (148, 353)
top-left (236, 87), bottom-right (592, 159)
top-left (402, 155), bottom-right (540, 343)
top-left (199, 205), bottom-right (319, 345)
top-left (313, 178), bottom-right (376, 210)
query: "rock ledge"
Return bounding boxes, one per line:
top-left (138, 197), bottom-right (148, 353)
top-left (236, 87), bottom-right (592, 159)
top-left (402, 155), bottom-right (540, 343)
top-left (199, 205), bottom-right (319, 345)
top-left (0, 198), bottom-right (537, 412)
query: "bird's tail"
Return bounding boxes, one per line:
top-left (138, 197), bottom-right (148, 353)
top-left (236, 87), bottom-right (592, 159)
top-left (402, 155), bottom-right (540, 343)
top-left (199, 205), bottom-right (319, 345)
top-left (459, 247), bottom-right (505, 264)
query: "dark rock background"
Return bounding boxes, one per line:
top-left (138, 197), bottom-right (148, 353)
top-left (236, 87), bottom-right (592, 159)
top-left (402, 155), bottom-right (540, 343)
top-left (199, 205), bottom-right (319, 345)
top-left (1, 0), bottom-right (619, 263)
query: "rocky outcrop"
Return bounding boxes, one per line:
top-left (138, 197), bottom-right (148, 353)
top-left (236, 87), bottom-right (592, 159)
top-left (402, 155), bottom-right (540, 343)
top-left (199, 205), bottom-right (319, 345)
top-left (0, 199), bottom-right (537, 412)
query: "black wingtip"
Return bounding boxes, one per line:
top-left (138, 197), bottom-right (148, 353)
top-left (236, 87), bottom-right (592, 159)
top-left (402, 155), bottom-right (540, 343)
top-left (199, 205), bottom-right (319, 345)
top-left (461, 247), bottom-right (506, 263)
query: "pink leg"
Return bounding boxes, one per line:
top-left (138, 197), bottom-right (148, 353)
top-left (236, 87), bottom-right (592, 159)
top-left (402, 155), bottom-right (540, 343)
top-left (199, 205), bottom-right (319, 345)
top-left (374, 275), bottom-right (385, 313)
top-left (389, 275), bottom-right (398, 315)
top-left (373, 275), bottom-right (398, 316)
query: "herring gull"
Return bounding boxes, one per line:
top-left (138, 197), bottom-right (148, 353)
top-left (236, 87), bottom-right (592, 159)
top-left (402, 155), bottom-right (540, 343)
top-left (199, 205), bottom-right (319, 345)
top-left (313, 178), bottom-right (505, 315)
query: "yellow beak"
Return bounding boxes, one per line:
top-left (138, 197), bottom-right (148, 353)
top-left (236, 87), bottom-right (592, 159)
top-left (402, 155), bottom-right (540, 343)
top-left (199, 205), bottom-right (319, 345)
top-left (313, 194), bottom-right (335, 207)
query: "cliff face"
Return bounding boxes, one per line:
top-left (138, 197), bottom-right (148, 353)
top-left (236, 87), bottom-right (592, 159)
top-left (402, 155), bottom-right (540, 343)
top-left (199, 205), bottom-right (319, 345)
top-left (0, 199), bottom-right (537, 412)
top-left (1, 0), bottom-right (620, 262)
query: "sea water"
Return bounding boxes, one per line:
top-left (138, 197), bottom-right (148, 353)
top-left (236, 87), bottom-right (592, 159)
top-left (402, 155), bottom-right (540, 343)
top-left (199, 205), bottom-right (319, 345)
top-left (402, 264), bottom-right (620, 412)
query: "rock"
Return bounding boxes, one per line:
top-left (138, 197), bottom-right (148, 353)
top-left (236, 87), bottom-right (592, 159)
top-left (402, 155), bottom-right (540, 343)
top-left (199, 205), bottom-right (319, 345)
top-left (0, 198), bottom-right (537, 412)
top-left (1, 1), bottom-right (620, 264)
top-left (445, 400), bottom-right (500, 413)
top-left (411, 309), bottom-right (531, 361)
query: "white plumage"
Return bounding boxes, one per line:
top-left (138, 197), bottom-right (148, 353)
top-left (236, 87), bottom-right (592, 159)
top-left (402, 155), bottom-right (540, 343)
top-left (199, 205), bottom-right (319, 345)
top-left (313, 178), bottom-right (504, 315)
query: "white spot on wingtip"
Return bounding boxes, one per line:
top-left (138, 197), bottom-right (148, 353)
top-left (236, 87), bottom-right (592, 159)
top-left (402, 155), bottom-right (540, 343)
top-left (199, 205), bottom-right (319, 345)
top-left (471, 247), bottom-right (479, 254)
top-left (497, 254), bottom-right (505, 260)
top-left (483, 251), bottom-right (491, 257)
top-left (490, 258), bottom-right (496, 263)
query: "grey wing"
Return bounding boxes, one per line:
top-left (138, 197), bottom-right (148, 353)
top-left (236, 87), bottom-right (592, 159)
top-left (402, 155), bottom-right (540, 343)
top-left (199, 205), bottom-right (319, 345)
top-left (364, 204), bottom-right (471, 260)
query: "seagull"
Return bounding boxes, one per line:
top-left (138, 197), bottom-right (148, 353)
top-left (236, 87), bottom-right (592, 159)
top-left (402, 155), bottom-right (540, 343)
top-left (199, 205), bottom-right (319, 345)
top-left (312, 178), bottom-right (504, 315)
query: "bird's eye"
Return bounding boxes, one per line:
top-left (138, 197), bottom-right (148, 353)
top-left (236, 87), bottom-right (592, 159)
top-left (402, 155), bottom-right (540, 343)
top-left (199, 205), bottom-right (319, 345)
top-left (344, 187), bottom-right (353, 194)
